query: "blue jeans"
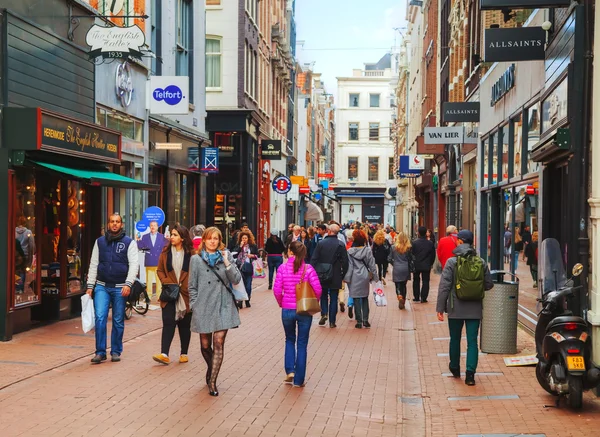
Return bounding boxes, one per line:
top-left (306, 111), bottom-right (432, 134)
top-left (267, 256), bottom-right (283, 287)
top-left (512, 250), bottom-right (520, 272)
top-left (282, 309), bottom-right (312, 385)
top-left (93, 285), bottom-right (126, 357)
top-left (320, 289), bottom-right (339, 324)
top-left (242, 272), bottom-right (253, 301)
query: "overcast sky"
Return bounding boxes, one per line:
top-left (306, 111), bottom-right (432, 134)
top-left (295, 0), bottom-right (407, 98)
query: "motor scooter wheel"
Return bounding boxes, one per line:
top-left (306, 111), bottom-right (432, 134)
top-left (535, 361), bottom-right (553, 395)
top-left (567, 375), bottom-right (583, 409)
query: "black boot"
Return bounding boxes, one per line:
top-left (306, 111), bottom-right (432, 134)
top-left (449, 364), bottom-right (461, 378)
top-left (465, 371), bottom-right (475, 386)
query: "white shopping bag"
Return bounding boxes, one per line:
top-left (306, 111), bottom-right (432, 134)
top-left (372, 281), bottom-right (387, 307)
top-left (81, 294), bottom-right (95, 333)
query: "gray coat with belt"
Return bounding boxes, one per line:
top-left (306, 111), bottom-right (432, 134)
top-left (436, 244), bottom-right (494, 319)
top-left (344, 246), bottom-right (378, 298)
top-left (189, 251), bottom-right (242, 334)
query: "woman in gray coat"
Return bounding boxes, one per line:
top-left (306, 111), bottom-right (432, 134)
top-left (189, 227), bottom-right (242, 396)
top-left (344, 229), bottom-right (378, 329)
top-left (388, 232), bottom-right (413, 310)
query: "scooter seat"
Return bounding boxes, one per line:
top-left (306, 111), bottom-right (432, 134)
top-left (546, 316), bottom-right (586, 332)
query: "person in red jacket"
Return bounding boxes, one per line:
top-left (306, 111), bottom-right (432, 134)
top-left (437, 225), bottom-right (459, 269)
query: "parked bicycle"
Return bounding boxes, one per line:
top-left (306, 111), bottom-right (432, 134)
top-left (125, 278), bottom-right (150, 320)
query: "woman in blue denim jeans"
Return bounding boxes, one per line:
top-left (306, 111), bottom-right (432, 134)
top-left (273, 241), bottom-right (322, 387)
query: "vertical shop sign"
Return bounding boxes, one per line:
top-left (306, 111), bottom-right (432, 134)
top-left (201, 147), bottom-right (219, 173)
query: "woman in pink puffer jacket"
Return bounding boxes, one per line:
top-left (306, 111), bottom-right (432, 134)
top-left (273, 241), bottom-right (322, 388)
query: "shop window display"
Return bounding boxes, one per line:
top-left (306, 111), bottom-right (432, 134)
top-left (39, 176), bottom-right (63, 296)
top-left (512, 115), bottom-right (523, 178)
top-left (527, 103), bottom-right (541, 174)
top-left (66, 181), bottom-right (85, 295)
top-left (14, 171), bottom-right (38, 306)
top-left (500, 125), bottom-right (509, 182)
top-left (482, 139), bottom-right (488, 187)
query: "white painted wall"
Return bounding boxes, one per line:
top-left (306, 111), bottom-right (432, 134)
top-left (206, 0), bottom-right (239, 109)
top-left (297, 95), bottom-right (309, 178)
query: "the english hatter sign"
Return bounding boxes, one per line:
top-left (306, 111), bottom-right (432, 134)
top-left (86, 24), bottom-right (145, 60)
top-left (484, 27), bottom-right (545, 62)
top-left (442, 102), bottom-right (480, 123)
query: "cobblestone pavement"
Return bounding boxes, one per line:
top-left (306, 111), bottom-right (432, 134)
top-left (0, 273), bottom-right (599, 436)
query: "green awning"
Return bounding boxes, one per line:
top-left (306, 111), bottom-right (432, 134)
top-left (32, 161), bottom-right (160, 191)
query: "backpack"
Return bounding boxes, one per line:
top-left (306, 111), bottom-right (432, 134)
top-left (454, 254), bottom-right (485, 301)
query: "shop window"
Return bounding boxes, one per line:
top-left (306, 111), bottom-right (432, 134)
top-left (349, 93), bottom-right (359, 107)
top-left (349, 122), bottom-right (359, 141)
top-left (148, 166), bottom-right (166, 212)
top-left (67, 182), bottom-right (85, 295)
top-left (527, 103), bottom-right (541, 174)
top-left (369, 94), bottom-right (380, 108)
top-left (500, 125), bottom-right (509, 182)
top-left (490, 134), bottom-right (497, 185)
top-left (512, 114), bottom-right (523, 178)
top-left (348, 157), bottom-right (358, 180)
top-left (14, 171), bottom-right (38, 306)
top-left (206, 38), bottom-right (222, 89)
top-left (482, 139), bottom-right (489, 188)
top-left (369, 123), bottom-right (379, 141)
top-left (388, 157), bottom-right (395, 180)
top-left (39, 175), bottom-right (63, 298)
top-left (97, 107), bottom-right (143, 142)
top-left (368, 157), bottom-right (379, 181)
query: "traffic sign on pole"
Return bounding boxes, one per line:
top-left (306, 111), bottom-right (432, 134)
top-left (272, 175), bottom-right (292, 194)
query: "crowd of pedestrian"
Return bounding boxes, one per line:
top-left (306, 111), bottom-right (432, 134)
top-left (84, 214), bottom-right (494, 394)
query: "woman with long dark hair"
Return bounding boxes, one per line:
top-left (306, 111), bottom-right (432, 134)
top-left (153, 224), bottom-right (194, 365)
top-left (265, 230), bottom-right (285, 290)
top-left (233, 230), bottom-right (259, 308)
top-left (273, 241), bottom-right (322, 387)
top-left (189, 227), bottom-right (242, 396)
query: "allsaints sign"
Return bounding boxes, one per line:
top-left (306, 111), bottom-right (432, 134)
top-left (442, 102), bottom-right (480, 122)
top-left (491, 64), bottom-right (515, 106)
top-left (481, 0), bottom-right (569, 10)
top-left (484, 27), bottom-right (545, 62)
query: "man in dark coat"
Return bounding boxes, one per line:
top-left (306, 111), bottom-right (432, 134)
top-left (411, 226), bottom-right (436, 303)
top-left (310, 224), bottom-right (349, 328)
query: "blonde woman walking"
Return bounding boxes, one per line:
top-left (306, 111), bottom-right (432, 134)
top-left (389, 232), bottom-right (413, 309)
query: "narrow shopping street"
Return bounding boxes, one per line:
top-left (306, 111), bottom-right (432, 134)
top-left (1, 274), bottom-right (598, 437)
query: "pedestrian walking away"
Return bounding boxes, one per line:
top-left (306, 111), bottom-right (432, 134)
top-left (310, 224), bottom-right (349, 328)
top-left (273, 241), bottom-right (323, 387)
top-left (524, 231), bottom-right (539, 286)
top-left (436, 229), bottom-right (493, 386)
top-left (265, 229), bottom-right (285, 289)
top-left (436, 225), bottom-right (459, 269)
top-left (191, 224), bottom-right (206, 251)
top-left (152, 224), bottom-right (194, 366)
top-left (389, 232), bottom-right (413, 310)
top-left (233, 230), bottom-right (258, 308)
top-left (189, 227), bottom-right (243, 396)
top-left (86, 213), bottom-right (139, 364)
top-left (411, 226), bottom-right (436, 303)
top-left (372, 230), bottom-right (391, 285)
top-left (345, 229), bottom-right (378, 329)
top-left (512, 227), bottom-right (523, 271)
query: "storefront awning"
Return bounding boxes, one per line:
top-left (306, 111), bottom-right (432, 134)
top-left (305, 200), bottom-right (324, 222)
top-left (32, 161), bottom-right (160, 191)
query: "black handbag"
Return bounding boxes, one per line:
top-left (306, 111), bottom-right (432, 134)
top-left (160, 284), bottom-right (180, 302)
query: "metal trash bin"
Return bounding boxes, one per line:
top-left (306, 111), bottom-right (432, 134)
top-left (480, 271), bottom-right (519, 354)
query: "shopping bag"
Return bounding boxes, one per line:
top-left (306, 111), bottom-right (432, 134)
top-left (371, 281), bottom-right (387, 307)
top-left (252, 258), bottom-right (266, 278)
top-left (81, 294), bottom-right (95, 333)
top-left (231, 280), bottom-right (249, 301)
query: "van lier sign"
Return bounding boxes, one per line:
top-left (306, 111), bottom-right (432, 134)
top-left (484, 27), bottom-right (545, 62)
top-left (442, 102), bottom-right (480, 122)
top-left (86, 24), bottom-right (146, 60)
top-left (424, 126), bottom-right (464, 144)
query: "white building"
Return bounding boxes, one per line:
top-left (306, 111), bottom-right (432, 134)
top-left (334, 54), bottom-right (396, 226)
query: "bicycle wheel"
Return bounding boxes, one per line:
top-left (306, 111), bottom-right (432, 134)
top-left (125, 303), bottom-right (133, 320)
top-left (133, 289), bottom-right (150, 315)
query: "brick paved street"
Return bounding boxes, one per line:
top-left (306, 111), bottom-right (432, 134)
top-left (0, 275), bottom-right (599, 436)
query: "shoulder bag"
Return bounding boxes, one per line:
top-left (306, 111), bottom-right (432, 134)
top-left (296, 265), bottom-right (321, 316)
top-left (314, 246), bottom-right (341, 282)
top-left (201, 258), bottom-right (246, 305)
top-left (160, 284), bottom-right (180, 302)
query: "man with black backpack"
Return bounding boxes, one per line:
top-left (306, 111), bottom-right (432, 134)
top-left (436, 230), bottom-right (493, 386)
top-left (310, 224), bottom-right (349, 328)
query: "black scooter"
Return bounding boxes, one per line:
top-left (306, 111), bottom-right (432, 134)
top-left (535, 238), bottom-right (600, 409)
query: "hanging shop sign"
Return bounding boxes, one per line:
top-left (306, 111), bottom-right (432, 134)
top-left (408, 155), bottom-right (425, 170)
top-left (188, 147), bottom-right (199, 172)
top-left (200, 147), bottom-right (219, 174)
top-left (318, 172), bottom-right (334, 178)
top-left (480, 0), bottom-right (569, 10)
top-left (299, 186), bottom-right (310, 194)
top-left (484, 27), bottom-right (545, 62)
top-left (491, 64), bottom-right (515, 106)
top-left (424, 126), bottom-right (464, 144)
top-left (149, 76), bottom-right (189, 115)
top-left (86, 24), bottom-right (145, 60)
top-left (272, 175), bottom-right (292, 194)
top-left (399, 156), bottom-right (422, 178)
top-left (442, 102), bottom-right (480, 123)
top-left (260, 140), bottom-right (282, 160)
top-left (115, 61), bottom-right (133, 107)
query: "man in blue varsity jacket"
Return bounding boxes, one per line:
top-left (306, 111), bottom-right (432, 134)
top-left (86, 214), bottom-right (139, 364)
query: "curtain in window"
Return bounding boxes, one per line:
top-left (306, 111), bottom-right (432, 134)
top-left (206, 39), bottom-right (221, 88)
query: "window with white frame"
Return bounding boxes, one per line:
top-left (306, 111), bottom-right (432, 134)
top-left (244, 42), bottom-right (257, 98)
top-left (206, 38), bottom-right (221, 88)
top-left (369, 123), bottom-right (379, 141)
top-left (245, 0), bottom-right (257, 21)
top-left (349, 122), bottom-right (359, 141)
top-left (151, 0), bottom-right (162, 75)
top-left (368, 157), bottom-right (379, 181)
top-left (349, 93), bottom-right (359, 107)
top-left (370, 93), bottom-right (380, 107)
top-left (176, 0), bottom-right (193, 102)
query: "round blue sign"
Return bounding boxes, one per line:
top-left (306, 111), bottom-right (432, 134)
top-left (153, 85), bottom-right (184, 106)
top-left (136, 221), bottom-right (149, 233)
top-left (272, 175), bottom-right (292, 194)
top-left (142, 206), bottom-right (166, 227)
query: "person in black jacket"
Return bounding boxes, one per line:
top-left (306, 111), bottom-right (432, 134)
top-left (411, 226), bottom-right (436, 303)
top-left (310, 224), bottom-right (349, 328)
top-left (232, 230), bottom-right (258, 308)
top-left (264, 230), bottom-right (285, 290)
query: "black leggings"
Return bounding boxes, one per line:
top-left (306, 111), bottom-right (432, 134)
top-left (161, 301), bottom-right (192, 356)
top-left (377, 262), bottom-right (389, 280)
top-left (200, 330), bottom-right (228, 392)
top-left (395, 281), bottom-right (407, 299)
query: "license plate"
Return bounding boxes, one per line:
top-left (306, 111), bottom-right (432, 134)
top-left (566, 356), bottom-right (586, 371)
